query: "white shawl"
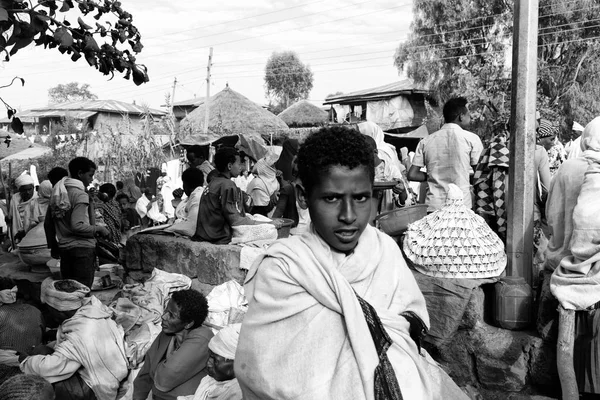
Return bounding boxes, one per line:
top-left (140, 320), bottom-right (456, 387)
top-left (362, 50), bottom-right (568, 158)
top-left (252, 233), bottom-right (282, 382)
top-left (236, 224), bottom-right (467, 400)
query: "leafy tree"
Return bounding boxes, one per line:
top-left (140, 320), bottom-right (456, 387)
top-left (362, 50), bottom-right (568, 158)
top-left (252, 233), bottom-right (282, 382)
top-left (48, 82), bottom-right (98, 103)
top-left (325, 91), bottom-right (344, 99)
top-left (0, 0), bottom-right (149, 85)
top-left (394, 0), bottom-right (600, 142)
top-left (265, 51), bottom-right (313, 111)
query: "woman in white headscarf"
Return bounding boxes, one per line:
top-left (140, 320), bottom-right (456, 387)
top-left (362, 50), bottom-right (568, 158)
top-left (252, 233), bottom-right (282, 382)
top-left (358, 121), bottom-right (403, 173)
top-left (246, 151), bottom-right (280, 217)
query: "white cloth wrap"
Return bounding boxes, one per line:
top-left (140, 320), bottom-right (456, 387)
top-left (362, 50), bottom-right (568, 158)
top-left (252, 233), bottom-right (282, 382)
top-left (209, 323), bottom-right (241, 360)
top-left (40, 278), bottom-right (90, 311)
top-left (15, 174), bottom-right (34, 189)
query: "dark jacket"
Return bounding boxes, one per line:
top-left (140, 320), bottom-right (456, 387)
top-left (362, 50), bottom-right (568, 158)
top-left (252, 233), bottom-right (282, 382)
top-left (133, 326), bottom-right (213, 400)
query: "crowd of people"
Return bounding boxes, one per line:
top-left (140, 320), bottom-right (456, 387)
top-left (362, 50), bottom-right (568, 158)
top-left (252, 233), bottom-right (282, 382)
top-left (2, 95), bottom-right (598, 399)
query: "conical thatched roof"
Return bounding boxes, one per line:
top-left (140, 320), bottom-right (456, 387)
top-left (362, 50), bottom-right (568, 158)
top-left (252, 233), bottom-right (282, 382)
top-left (179, 85), bottom-right (288, 140)
top-left (278, 100), bottom-right (328, 128)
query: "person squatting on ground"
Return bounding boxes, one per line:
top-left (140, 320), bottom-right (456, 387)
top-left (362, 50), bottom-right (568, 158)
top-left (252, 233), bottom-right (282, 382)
top-left (133, 289), bottom-right (213, 400)
top-left (236, 126), bottom-right (468, 400)
top-left (20, 278), bottom-right (128, 400)
top-left (44, 157), bottom-right (109, 288)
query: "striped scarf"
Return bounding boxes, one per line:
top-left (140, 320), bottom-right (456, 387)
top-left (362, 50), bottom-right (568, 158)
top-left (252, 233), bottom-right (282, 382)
top-left (100, 199), bottom-right (122, 245)
top-left (356, 294), bottom-right (404, 400)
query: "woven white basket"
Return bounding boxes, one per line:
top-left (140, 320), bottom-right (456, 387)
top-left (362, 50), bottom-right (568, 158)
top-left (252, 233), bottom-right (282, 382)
top-left (403, 185), bottom-right (507, 279)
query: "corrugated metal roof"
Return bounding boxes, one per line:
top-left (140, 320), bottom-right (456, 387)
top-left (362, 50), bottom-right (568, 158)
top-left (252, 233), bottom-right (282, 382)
top-left (31, 100), bottom-right (166, 116)
top-left (323, 79), bottom-right (431, 105)
top-left (172, 97), bottom-right (206, 107)
top-left (0, 109), bottom-right (98, 123)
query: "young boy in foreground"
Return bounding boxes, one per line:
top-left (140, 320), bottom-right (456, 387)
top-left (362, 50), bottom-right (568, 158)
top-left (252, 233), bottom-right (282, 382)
top-left (235, 126), bottom-right (468, 400)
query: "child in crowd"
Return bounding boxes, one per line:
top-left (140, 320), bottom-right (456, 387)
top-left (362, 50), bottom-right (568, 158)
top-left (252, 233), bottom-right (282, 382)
top-left (236, 126), bottom-right (468, 399)
top-left (178, 324), bottom-right (242, 400)
top-left (45, 157), bottom-right (109, 288)
top-left (194, 147), bottom-right (277, 244)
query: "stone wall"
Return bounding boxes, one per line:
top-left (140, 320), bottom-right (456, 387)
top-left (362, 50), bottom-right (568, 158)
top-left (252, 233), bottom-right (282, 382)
top-left (418, 274), bottom-right (560, 399)
top-left (125, 234), bottom-right (244, 287)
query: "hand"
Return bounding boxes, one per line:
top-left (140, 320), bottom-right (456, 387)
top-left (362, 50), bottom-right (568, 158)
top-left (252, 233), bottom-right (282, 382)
top-left (4, 215), bottom-right (11, 224)
top-left (270, 219), bottom-right (284, 229)
top-left (29, 344), bottom-right (54, 356)
top-left (96, 226), bottom-right (110, 238)
top-left (392, 183), bottom-right (406, 195)
top-left (14, 230), bottom-right (26, 241)
top-left (172, 188), bottom-right (184, 199)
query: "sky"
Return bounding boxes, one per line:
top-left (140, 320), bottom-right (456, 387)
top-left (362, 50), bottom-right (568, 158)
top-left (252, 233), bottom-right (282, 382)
top-left (0, 0), bottom-right (413, 113)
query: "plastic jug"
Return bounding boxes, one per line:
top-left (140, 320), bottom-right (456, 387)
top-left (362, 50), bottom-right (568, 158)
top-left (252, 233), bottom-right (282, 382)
top-left (494, 276), bottom-right (532, 330)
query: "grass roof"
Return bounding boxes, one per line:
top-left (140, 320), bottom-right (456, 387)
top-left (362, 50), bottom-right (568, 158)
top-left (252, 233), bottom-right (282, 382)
top-left (277, 100), bottom-right (329, 128)
top-left (180, 85), bottom-right (289, 138)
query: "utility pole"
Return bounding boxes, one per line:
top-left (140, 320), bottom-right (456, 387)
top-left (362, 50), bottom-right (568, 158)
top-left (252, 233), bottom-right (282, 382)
top-left (506, 0), bottom-right (539, 284)
top-left (204, 47), bottom-right (213, 134)
top-left (170, 77), bottom-right (177, 116)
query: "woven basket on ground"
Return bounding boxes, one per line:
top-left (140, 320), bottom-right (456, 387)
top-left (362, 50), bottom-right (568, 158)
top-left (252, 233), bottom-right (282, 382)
top-left (403, 184), bottom-right (507, 279)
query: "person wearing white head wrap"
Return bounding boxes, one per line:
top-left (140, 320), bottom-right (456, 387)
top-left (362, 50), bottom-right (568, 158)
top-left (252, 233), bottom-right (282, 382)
top-left (548, 116), bottom-right (600, 395)
top-left (567, 121), bottom-right (586, 160)
top-left (178, 324), bottom-right (242, 400)
top-left (7, 173), bottom-right (39, 242)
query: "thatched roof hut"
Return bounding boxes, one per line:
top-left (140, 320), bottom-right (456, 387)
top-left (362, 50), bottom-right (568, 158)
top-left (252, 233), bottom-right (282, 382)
top-left (179, 85), bottom-right (289, 142)
top-left (278, 100), bottom-right (328, 128)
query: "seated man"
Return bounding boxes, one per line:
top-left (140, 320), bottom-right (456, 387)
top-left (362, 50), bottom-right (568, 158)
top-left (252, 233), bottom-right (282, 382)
top-left (20, 278), bottom-right (128, 400)
top-left (134, 289), bottom-right (213, 400)
top-left (136, 188), bottom-right (167, 227)
top-left (166, 168), bottom-right (204, 237)
top-left (0, 277), bottom-right (44, 355)
top-left (194, 147), bottom-right (276, 244)
top-left (6, 174), bottom-right (39, 242)
top-left (178, 324), bottom-right (242, 400)
top-left (236, 126), bottom-right (468, 399)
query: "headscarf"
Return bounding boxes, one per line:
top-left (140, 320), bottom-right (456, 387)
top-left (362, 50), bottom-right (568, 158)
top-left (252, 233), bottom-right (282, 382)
top-left (551, 117), bottom-right (600, 309)
top-left (123, 177), bottom-right (142, 203)
top-left (250, 151), bottom-right (280, 197)
top-left (0, 286), bottom-right (17, 305)
top-left (37, 180), bottom-right (52, 204)
top-left (536, 119), bottom-right (559, 141)
top-left (572, 121), bottom-right (585, 132)
top-left (14, 174), bottom-right (34, 189)
top-left (209, 323), bottom-right (241, 360)
top-left (40, 278), bottom-right (90, 311)
top-left (275, 139), bottom-right (299, 182)
top-left (358, 121), bottom-right (403, 172)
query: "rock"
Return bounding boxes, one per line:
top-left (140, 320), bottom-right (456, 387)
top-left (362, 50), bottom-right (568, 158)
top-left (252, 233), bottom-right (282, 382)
top-left (470, 323), bottom-right (537, 391)
top-left (125, 234), bottom-right (244, 288)
top-left (527, 338), bottom-right (559, 389)
top-left (460, 286), bottom-right (485, 329)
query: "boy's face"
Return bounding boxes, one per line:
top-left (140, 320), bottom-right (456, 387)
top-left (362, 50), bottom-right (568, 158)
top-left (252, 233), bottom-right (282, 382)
top-left (301, 165), bottom-right (372, 253)
top-left (229, 155), bottom-right (243, 178)
top-left (118, 198), bottom-right (128, 210)
top-left (78, 168), bottom-right (95, 188)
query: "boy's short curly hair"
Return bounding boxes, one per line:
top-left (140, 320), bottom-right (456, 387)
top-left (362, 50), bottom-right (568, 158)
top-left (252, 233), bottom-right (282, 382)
top-left (297, 126), bottom-right (374, 194)
top-left (170, 289), bottom-right (209, 329)
top-left (214, 147), bottom-right (239, 173)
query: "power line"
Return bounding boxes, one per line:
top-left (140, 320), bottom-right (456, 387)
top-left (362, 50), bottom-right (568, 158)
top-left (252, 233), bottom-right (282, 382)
top-left (143, 0), bottom-right (327, 40)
